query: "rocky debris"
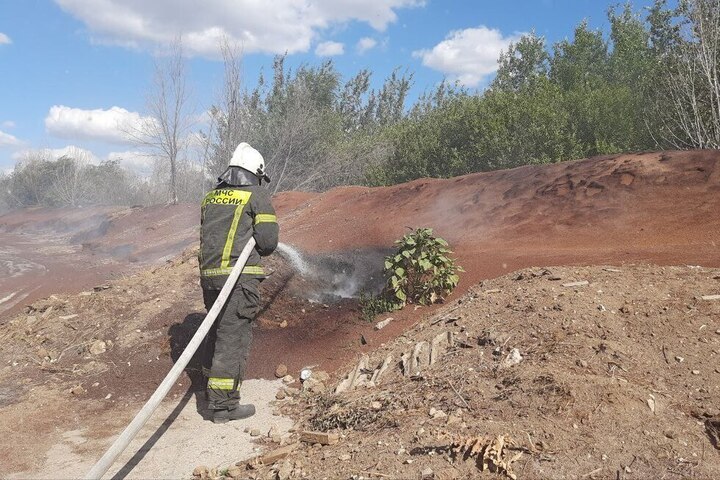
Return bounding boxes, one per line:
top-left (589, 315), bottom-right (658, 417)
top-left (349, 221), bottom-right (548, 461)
top-left (192, 465), bottom-right (210, 479)
top-left (275, 364), bottom-right (288, 378)
top-left (375, 317), bottom-right (393, 330)
top-left (429, 407), bottom-right (447, 419)
top-left (89, 340), bottom-right (107, 355)
top-left (701, 294), bottom-right (720, 301)
top-left (225, 464), bottom-right (244, 478)
top-left (275, 390), bottom-right (287, 400)
top-left (279, 319), bottom-right (288, 328)
top-left (255, 443), bottom-right (299, 465)
top-left (281, 375), bottom-right (295, 384)
top-left (250, 428), bottom-right (261, 437)
top-left (300, 431), bottom-right (339, 445)
top-left (334, 354), bottom-right (370, 393)
top-left (563, 280), bottom-right (589, 287)
top-left (302, 370), bottom-right (329, 394)
top-left (499, 348), bottom-right (523, 368)
top-left (69, 384), bottom-right (86, 395)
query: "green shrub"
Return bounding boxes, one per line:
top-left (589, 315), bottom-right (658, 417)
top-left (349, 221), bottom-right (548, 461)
top-left (360, 228), bottom-right (463, 320)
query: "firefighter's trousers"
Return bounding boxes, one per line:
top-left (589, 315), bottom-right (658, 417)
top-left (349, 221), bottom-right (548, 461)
top-left (201, 278), bottom-right (260, 410)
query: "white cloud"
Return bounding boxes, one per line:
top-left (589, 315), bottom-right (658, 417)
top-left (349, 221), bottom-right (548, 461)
top-left (315, 41), bottom-right (344, 57)
top-left (0, 33), bottom-right (11, 45)
top-left (1, 120), bottom-right (16, 129)
top-left (0, 130), bottom-right (21, 147)
top-left (53, 0), bottom-right (422, 56)
top-left (413, 26), bottom-right (521, 87)
top-left (356, 37), bottom-right (377, 54)
top-left (45, 105), bottom-right (148, 144)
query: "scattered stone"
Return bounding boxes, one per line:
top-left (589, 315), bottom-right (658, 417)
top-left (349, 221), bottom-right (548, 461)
top-left (256, 443), bottom-right (299, 465)
top-left (276, 460), bottom-right (293, 480)
top-left (434, 467), bottom-right (461, 480)
top-left (284, 387), bottom-right (300, 396)
top-left (563, 281), bottom-right (589, 287)
top-left (192, 465), bottom-right (209, 478)
top-left (225, 464), bottom-right (244, 479)
top-left (282, 375), bottom-right (295, 384)
top-left (421, 467), bottom-right (434, 479)
top-left (89, 340), bottom-right (107, 355)
top-left (500, 348), bottom-right (523, 368)
top-left (301, 376), bottom-right (326, 393)
top-left (675, 356), bottom-right (685, 363)
top-left (664, 430), bottom-right (677, 439)
top-left (275, 390), bottom-right (287, 400)
top-left (70, 385), bottom-right (85, 395)
top-left (335, 354), bottom-right (370, 393)
top-left (300, 431), bottom-right (339, 445)
top-left (275, 364), bottom-right (288, 378)
top-left (371, 401), bottom-right (382, 410)
top-left (375, 318), bottom-right (393, 330)
top-left (104, 393), bottom-right (112, 400)
top-left (701, 295), bottom-right (720, 301)
top-left (338, 454), bottom-right (351, 461)
top-left (279, 320), bottom-right (288, 328)
top-left (250, 429), bottom-right (261, 437)
top-left (692, 370), bottom-right (700, 375)
top-left (268, 425), bottom-right (280, 438)
top-left (430, 408), bottom-right (447, 419)
top-left (59, 314), bottom-right (78, 321)
top-left (576, 359), bottom-right (588, 368)
top-left (447, 414), bottom-right (462, 426)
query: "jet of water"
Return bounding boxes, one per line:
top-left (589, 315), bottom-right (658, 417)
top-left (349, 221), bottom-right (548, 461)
top-left (276, 242), bottom-right (312, 277)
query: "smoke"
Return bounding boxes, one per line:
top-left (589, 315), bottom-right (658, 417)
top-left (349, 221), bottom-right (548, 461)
top-left (276, 242), bottom-right (386, 303)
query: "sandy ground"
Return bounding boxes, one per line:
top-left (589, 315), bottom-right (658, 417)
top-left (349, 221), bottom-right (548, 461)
top-left (8, 379), bottom-right (292, 480)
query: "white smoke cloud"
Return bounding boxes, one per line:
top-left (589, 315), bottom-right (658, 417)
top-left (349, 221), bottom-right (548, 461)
top-left (45, 105), bottom-right (148, 144)
top-left (54, 0), bottom-right (423, 56)
top-left (12, 145), bottom-right (100, 164)
top-left (0, 33), bottom-right (11, 45)
top-left (413, 26), bottom-right (522, 87)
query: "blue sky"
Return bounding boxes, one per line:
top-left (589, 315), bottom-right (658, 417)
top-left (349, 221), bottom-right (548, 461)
top-left (0, 0), bottom-right (658, 174)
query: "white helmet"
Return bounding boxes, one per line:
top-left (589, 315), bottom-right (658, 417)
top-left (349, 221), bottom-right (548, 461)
top-left (229, 142), bottom-right (270, 182)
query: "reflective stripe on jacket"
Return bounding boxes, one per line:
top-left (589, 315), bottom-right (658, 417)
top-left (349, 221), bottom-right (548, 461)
top-left (199, 184), bottom-right (279, 290)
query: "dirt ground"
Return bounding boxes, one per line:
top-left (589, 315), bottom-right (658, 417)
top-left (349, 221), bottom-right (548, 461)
top-left (0, 150), bottom-right (719, 479)
top-left (265, 264), bottom-right (720, 480)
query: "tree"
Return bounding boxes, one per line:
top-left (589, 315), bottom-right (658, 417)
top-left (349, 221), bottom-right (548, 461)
top-left (492, 32), bottom-right (550, 92)
top-left (657, 0), bottom-right (720, 148)
top-left (129, 39), bottom-right (194, 204)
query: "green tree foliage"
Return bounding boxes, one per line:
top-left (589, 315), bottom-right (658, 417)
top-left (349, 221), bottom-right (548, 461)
top-left (370, 1), bottom-right (719, 184)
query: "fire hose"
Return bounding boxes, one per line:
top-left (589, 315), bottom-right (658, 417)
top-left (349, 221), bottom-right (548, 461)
top-left (85, 238), bottom-right (257, 480)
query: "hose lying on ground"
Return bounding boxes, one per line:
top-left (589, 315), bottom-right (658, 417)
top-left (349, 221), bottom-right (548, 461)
top-left (85, 238), bottom-right (257, 480)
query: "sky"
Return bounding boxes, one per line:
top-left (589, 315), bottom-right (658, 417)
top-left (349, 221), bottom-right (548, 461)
top-left (0, 0), bottom-right (658, 174)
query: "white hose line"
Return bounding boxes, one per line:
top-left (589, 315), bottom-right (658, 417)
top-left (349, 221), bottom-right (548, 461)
top-left (85, 238), bottom-right (257, 480)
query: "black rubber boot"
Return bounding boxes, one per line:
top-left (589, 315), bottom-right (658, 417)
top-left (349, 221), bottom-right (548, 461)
top-left (212, 404), bottom-right (256, 424)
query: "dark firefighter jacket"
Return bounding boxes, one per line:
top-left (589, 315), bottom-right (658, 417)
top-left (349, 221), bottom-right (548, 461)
top-left (199, 173), bottom-right (279, 290)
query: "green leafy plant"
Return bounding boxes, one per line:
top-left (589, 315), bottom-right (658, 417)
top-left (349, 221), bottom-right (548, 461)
top-left (360, 228), bottom-right (463, 319)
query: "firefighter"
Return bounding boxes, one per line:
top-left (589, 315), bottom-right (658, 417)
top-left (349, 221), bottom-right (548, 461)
top-left (199, 142), bottom-right (279, 423)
